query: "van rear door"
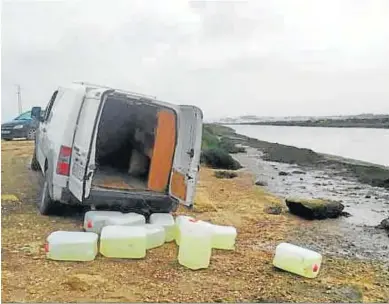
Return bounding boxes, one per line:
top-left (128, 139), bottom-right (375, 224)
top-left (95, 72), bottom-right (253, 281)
top-left (169, 105), bottom-right (203, 207)
top-left (68, 88), bottom-right (112, 202)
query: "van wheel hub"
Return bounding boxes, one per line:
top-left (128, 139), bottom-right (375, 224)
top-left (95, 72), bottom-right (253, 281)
top-left (27, 128), bottom-right (36, 140)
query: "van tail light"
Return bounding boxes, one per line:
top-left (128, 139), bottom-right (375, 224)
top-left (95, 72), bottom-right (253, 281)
top-left (56, 145), bottom-right (72, 176)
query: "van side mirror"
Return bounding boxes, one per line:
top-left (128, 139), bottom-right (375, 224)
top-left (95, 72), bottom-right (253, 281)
top-left (31, 107), bottom-right (43, 122)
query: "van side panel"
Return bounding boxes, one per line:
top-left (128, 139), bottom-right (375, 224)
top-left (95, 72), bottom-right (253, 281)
top-left (44, 85), bottom-right (86, 200)
top-left (148, 109), bottom-right (177, 192)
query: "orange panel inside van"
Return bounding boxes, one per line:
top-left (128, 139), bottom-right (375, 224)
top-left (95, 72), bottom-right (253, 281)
top-left (148, 110), bottom-right (177, 192)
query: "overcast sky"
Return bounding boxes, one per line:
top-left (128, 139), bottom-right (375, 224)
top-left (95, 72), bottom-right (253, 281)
top-left (2, 0), bottom-right (389, 121)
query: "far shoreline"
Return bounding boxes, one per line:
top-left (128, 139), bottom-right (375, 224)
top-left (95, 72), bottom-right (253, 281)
top-left (223, 119), bottom-right (389, 129)
top-left (205, 123), bottom-right (389, 190)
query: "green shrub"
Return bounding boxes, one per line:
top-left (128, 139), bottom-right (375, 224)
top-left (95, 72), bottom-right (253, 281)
top-left (202, 127), bottom-right (220, 150)
top-left (219, 137), bottom-right (246, 154)
top-left (201, 124), bottom-right (245, 154)
top-left (201, 148), bottom-right (242, 170)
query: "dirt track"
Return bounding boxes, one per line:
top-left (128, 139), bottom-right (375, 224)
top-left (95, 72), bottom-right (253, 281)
top-left (1, 141), bottom-right (389, 302)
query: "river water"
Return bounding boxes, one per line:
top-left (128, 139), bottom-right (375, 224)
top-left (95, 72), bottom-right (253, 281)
top-left (229, 125), bottom-right (389, 167)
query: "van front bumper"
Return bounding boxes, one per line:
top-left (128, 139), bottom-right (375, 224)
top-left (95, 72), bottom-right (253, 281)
top-left (77, 187), bottom-right (179, 215)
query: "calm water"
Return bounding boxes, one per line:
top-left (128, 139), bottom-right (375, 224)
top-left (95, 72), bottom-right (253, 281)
top-left (230, 125), bottom-right (389, 167)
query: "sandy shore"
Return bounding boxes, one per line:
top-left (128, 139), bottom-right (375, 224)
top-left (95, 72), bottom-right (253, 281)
top-left (2, 140), bottom-right (389, 302)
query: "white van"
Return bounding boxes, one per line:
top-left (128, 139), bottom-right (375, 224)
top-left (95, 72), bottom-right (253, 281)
top-left (31, 82), bottom-right (203, 215)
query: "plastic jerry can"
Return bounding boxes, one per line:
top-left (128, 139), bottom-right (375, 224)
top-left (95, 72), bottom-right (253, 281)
top-left (145, 224), bottom-right (165, 249)
top-left (178, 220), bottom-right (212, 270)
top-left (175, 215), bottom-right (194, 245)
top-left (273, 242), bottom-right (322, 278)
top-left (100, 225), bottom-right (147, 259)
top-left (45, 231), bottom-right (98, 261)
top-left (83, 211), bottom-right (122, 234)
top-left (105, 212), bottom-right (146, 226)
top-left (149, 213), bottom-right (175, 242)
top-left (211, 224), bottom-right (237, 250)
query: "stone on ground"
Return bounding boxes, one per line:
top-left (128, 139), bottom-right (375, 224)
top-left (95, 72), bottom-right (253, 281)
top-left (264, 205), bottom-right (282, 215)
top-left (377, 218), bottom-right (389, 230)
top-left (285, 197), bottom-right (345, 220)
top-left (255, 179), bottom-right (268, 186)
top-left (214, 171), bottom-right (238, 179)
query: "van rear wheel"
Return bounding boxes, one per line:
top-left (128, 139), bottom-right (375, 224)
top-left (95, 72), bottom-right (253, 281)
top-left (39, 177), bottom-right (55, 215)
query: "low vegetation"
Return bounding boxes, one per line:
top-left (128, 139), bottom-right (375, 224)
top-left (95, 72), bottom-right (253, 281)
top-left (201, 124), bottom-right (243, 170)
top-left (200, 148), bottom-right (242, 170)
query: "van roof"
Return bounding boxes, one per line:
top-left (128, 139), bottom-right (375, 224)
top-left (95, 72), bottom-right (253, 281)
top-left (69, 81), bottom-right (181, 111)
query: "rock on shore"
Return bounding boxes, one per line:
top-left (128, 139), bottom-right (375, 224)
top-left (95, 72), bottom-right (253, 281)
top-left (377, 218), bottom-right (389, 230)
top-left (285, 197), bottom-right (345, 220)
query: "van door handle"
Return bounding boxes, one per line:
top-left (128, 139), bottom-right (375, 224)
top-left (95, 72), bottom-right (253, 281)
top-left (85, 171), bottom-right (93, 181)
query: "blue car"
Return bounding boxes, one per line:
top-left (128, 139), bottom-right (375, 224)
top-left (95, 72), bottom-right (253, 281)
top-left (1, 110), bottom-right (45, 141)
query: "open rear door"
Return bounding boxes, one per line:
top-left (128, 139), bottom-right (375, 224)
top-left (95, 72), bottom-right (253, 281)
top-left (169, 105), bottom-right (203, 207)
top-left (68, 88), bottom-right (112, 202)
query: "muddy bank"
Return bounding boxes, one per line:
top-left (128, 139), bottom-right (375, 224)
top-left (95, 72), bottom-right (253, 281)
top-left (218, 126), bottom-right (389, 190)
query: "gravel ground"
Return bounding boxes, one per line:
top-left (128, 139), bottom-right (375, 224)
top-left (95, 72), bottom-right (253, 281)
top-left (1, 141), bottom-right (389, 302)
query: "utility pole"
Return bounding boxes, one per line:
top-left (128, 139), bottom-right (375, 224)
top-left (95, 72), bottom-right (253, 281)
top-left (16, 84), bottom-right (22, 114)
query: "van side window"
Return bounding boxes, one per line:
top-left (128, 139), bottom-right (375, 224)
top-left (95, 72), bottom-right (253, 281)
top-left (43, 90), bottom-right (58, 122)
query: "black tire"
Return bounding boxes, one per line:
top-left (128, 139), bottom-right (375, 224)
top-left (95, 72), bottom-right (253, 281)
top-left (27, 128), bottom-right (36, 140)
top-left (38, 174), bottom-right (55, 215)
top-left (2, 138), bottom-right (12, 141)
top-left (31, 149), bottom-right (41, 171)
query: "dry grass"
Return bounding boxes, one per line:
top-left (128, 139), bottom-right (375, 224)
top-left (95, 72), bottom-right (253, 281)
top-left (1, 141), bottom-right (389, 302)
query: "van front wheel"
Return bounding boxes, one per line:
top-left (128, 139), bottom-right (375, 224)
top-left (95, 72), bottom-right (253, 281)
top-left (31, 149), bottom-right (40, 171)
top-left (39, 179), bottom-right (55, 215)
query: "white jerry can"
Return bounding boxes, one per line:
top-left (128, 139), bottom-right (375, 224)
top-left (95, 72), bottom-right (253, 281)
top-left (187, 219), bottom-right (237, 250)
top-left (100, 225), bottom-right (147, 259)
top-left (145, 224), bottom-right (165, 249)
top-left (178, 220), bottom-right (212, 270)
top-left (273, 242), bottom-right (322, 278)
top-left (149, 213), bottom-right (175, 242)
top-left (210, 224), bottom-right (237, 250)
top-left (175, 215), bottom-right (194, 245)
top-left (83, 211), bottom-right (122, 234)
top-left (105, 212), bottom-right (146, 226)
top-left (45, 231), bottom-right (98, 261)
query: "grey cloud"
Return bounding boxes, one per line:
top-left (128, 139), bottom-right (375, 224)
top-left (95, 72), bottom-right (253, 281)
top-left (2, 0), bottom-right (389, 121)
